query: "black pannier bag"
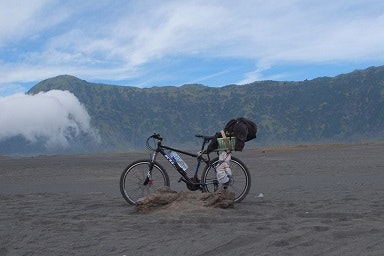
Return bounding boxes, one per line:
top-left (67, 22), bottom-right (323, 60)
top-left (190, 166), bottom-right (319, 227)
top-left (207, 117), bottom-right (257, 153)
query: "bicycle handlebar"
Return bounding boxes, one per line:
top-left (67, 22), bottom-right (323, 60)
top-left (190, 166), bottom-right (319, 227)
top-left (145, 133), bottom-right (163, 151)
top-left (150, 133), bottom-right (163, 141)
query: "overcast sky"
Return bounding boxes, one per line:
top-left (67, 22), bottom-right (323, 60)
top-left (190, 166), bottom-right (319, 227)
top-left (1, 0), bottom-right (384, 96)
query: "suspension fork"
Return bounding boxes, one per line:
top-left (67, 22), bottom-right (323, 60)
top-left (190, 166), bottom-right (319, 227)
top-left (143, 151), bottom-right (158, 185)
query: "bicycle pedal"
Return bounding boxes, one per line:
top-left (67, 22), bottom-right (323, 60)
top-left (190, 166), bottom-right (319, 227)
top-left (213, 181), bottom-right (219, 191)
top-left (222, 179), bottom-right (231, 189)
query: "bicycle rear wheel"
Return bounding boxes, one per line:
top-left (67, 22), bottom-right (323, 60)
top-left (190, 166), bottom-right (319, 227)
top-left (201, 156), bottom-right (251, 203)
top-left (120, 160), bottom-right (170, 205)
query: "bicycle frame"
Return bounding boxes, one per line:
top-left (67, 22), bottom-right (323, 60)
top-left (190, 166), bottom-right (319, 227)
top-left (120, 132), bottom-right (251, 204)
top-left (148, 136), bottom-right (213, 189)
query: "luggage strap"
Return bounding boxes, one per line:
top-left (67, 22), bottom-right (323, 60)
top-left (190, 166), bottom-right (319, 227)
top-left (220, 130), bottom-right (231, 150)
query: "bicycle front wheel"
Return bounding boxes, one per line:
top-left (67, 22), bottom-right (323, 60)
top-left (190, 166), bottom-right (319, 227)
top-left (201, 156), bottom-right (251, 203)
top-left (120, 160), bottom-right (170, 205)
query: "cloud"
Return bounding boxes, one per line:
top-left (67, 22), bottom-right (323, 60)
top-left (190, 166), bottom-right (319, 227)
top-left (0, 90), bottom-right (100, 149)
top-left (0, 0), bottom-right (69, 46)
top-left (1, 0), bottom-right (384, 88)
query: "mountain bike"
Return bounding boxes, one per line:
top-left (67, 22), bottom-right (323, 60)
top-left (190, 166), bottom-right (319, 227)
top-left (119, 133), bottom-right (251, 205)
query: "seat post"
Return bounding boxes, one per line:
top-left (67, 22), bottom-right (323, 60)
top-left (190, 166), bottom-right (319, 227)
top-left (200, 139), bottom-right (207, 151)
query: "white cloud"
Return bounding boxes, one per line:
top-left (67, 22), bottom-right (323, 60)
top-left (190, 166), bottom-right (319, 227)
top-left (0, 90), bottom-right (100, 149)
top-left (0, 0), bottom-right (69, 46)
top-left (1, 0), bottom-right (384, 88)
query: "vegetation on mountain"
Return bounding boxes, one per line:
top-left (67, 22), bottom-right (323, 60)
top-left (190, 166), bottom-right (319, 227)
top-left (8, 65), bottom-right (384, 154)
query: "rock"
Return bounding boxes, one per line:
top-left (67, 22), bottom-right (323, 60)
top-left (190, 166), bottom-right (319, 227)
top-left (135, 186), bottom-right (235, 214)
top-left (136, 186), bottom-right (179, 214)
top-left (202, 190), bottom-right (235, 208)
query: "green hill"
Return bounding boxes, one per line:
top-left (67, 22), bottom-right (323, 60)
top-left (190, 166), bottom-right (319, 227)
top-left (11, 65), bottom-right (384, 153)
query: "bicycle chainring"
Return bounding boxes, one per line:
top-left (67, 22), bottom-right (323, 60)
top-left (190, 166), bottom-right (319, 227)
top-left (187, 176), bottom-right (201, 191)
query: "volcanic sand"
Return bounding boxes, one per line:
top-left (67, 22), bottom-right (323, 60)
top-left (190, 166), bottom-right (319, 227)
top-left (1, 142), bottom-right (384, 255)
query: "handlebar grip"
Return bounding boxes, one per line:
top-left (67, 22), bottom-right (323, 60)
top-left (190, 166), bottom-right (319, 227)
top-left (151, 133), bottom-right (162, 140)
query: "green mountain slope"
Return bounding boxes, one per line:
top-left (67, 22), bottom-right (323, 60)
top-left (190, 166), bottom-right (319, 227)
top-left (17, 65), bottom-right (384, 153)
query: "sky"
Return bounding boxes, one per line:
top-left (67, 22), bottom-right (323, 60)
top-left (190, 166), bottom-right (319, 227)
top-left (1, 0), bottom-right (384, 96)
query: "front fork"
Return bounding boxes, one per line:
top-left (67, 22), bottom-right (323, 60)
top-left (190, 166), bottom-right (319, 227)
top-left (143, 151), bottom-right (158, 185)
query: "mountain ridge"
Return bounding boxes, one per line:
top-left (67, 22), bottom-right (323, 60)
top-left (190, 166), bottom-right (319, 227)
top-left (2, 65), bottom-right (384, 155)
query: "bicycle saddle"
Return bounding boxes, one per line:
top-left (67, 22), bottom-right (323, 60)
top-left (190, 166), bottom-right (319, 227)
top-left (195, 134), bottom-right (216, 140)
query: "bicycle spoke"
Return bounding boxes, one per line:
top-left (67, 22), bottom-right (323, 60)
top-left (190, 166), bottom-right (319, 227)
top-left (201, 156), bottom-right (251, 203)
top-left (120, 160), bottom-right (170, 205)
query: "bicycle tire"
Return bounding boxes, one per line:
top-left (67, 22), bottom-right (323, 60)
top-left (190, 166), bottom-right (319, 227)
top-left (201, 156), bottom-right (251, 203)
top-left (120, 160), bottom-right (170, 205)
